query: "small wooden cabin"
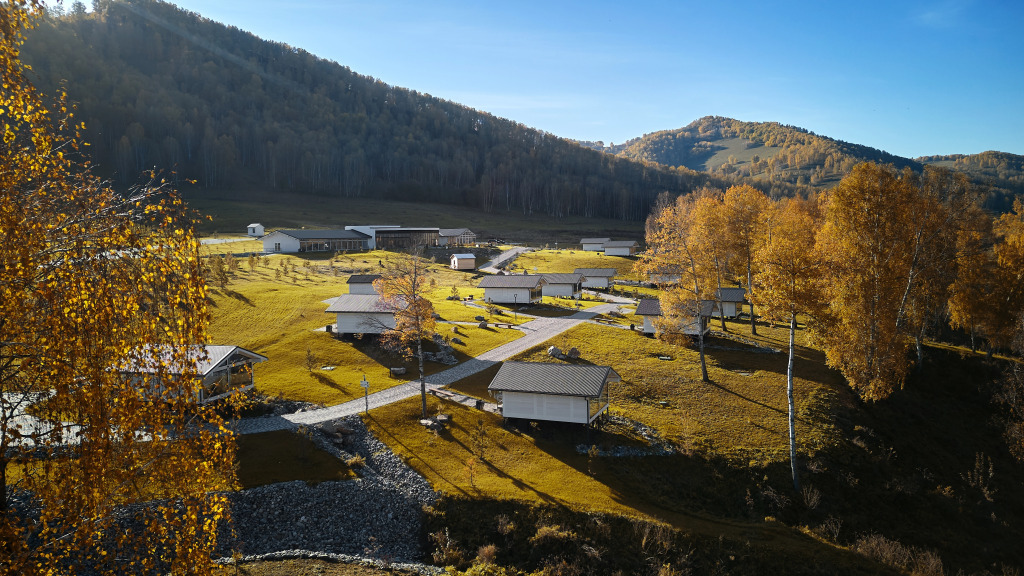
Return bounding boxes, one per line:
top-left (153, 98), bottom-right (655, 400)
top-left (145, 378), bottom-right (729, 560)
top-left (488, 361), bottom-right (620, 425)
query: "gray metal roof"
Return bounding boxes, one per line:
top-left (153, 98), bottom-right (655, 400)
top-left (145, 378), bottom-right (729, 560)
top-left (120, 345), bottom-right (266, 377)
top-left (271, 229), bottom-right (369, 240)
top-left (347, 274), bottom-right (381, 284)
top-left (439, 228), bottom-right (474, 237)
top-left (478, 275), bottom-right (546, 288)
top-left (541, 273), bottom-right (584, 284)
top-left (573, 267), bottom-right (617, 277)
top-left (324, 294), bottom-right (396, 314)
top-left (635, 298), bottom-right (662, 316)
top-left (603, 240), bottom-right (639, 248)
top-left (451, 253), bottom-right (476, 259)
top-left (716, 287), bottom-right (747, 302)
top-left (488, 361), bottom-right (621, 397)
top-left (580, 237), bottom-right (611, 244)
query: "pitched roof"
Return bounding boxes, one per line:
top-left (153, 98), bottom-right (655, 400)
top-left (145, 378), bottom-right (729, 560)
top-left (324, 294), bottom-right (397, 314)
top-left (573, 267), bottom-right (617, 277)
top-left (269, 229), bottom-right (370, 240)
top-left (488, 361), bottom-right (621, 397)
top-left (120, 345), bottom-right (267, 377)
top-left (347, 274), bottom-right (381, 284)
top-left (439, 228), bottom-right (474, 237)
top-left (478, 275), bottom-right (547, 289)
top-left (247, 223), bottom-right (262, 228)
top-left (603, 240), bottom-right (639, 248)
top-left (636, 298), bottom-right (714, 317)
top-left (541, 273), bottom-right (584, 284)
top-left (635, 298), bottom-right (662, 316)
top-left (580, 237), bottom-right (611, 244)
top-left (716, 287), bottom-right (747, 302)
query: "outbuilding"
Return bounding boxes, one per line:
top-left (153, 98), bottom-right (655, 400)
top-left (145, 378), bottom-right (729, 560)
top-left (574, 268), bottom-right (617, 289)
top-left (715, 287), bottom-right (747, 318)
top-left (602, 240), bottom-right (639, 256)
top-left (438, 228), bottom-right (477, 247)
top-left (488, 361), bottom-right (619, 425)
top-left (347, 274), bottom-right (381, 295)
top-left (635, 297), bottom-right (713, 336)
top-left (580, 237), bottom-right (610, 252)
top-left (246, 223), bottom-right (264, 237)
top-left (325, 294), bottom-right (398, 334)
top-left (541, 273), bottom-right (584, 299)
top-left (478, 275), bottom-right (546, 304)
top-left (450, 253), bottom-right (476, 270)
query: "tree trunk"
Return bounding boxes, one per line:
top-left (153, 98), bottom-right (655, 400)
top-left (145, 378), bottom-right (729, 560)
top-left (748, 263), bottom-right (757, 336)
top-left (716, 258), bottom-right (727, 332)
top-left (417, 336), bottom-right (427, 419)
top-left (788, 313), bottom-right (799, 492)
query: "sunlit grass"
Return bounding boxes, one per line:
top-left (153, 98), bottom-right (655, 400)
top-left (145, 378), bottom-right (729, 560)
top-left (514, 249), bottom-right (641, 280)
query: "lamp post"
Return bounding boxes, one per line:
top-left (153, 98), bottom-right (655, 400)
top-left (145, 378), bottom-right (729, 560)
top-left (513, 293), bottom-right (517, 322)
top-left (360, 374), bottom-right (369, 414)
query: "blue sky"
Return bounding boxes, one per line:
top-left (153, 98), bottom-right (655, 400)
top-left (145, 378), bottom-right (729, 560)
top-left (160, 1), bottom-right (1022, 157)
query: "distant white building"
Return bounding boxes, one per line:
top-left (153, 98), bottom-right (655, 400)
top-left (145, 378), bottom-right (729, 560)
top-left (347, 274), bottom-right (381, 295)
top-left (541, 273), bottom-right (584, 299)
top-left (635, 298), bottom-right (712, 336)
top-left (450, 253), bottom-right (476, 270)
top-left (602, 240), bottom-right (639, 256)
top-left (247, 223), bottom-right (265, 237)
top-left (261, 229), bottom-right (370, 253)
top-left (325, 294), bottom-right (398, 335)
top-left (715, 287), bottom-right (747, 318)
top-left (580, 237), bottom-right (610, 252)
top-left (574, 268), bottom-right (617, 289)
top-left (438, 228), bottom-right (477, 247)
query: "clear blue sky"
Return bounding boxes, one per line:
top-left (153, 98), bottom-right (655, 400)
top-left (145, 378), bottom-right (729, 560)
top-left (160, 0), bottom-right (1023, 158)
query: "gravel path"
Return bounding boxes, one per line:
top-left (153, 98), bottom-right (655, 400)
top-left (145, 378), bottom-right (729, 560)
top-left (232, 303), bottom-right (623, 434)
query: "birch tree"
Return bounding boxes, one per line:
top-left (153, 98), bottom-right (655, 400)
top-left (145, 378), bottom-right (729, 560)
top-left (636, 194), bottom-right (713, 382)
top-left (374, 253), bottom-right (438, 419)
top-left (722, 185), bottom-right (772, 335)
top-left (755, 200), bottom-right (822, 491)
top-left (1, 3), bottom-right (233, 573)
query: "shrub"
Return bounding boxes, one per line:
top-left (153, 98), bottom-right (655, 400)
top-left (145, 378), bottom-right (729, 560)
top-left (345, 454), bottom-right (366, 468)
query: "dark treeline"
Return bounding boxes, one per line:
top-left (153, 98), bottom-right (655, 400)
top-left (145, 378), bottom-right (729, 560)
top-left (21, 0), bottom-right (749, 221)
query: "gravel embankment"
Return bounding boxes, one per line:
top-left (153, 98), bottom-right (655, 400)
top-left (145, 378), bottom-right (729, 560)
top-left (219, 416), bottom-right (440, 570)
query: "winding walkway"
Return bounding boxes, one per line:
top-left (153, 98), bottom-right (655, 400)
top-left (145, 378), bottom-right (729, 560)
top-left (232, 303), bottom-right (622, 434)
top-left (478, 246), bottom-right (530, 274)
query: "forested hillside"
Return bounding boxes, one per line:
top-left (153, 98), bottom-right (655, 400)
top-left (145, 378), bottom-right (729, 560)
top-left (584, 116), bottom-right (1024, 211)
top-left (22, 0), bottom-right (745, 221)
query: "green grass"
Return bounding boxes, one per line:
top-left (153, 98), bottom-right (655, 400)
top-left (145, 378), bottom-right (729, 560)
top-left (236, 430), bottom-right (354, 488)
top-left (206, 253), bottom-right (521, 404)
top-left (513, 248), bottom-right (642, 279)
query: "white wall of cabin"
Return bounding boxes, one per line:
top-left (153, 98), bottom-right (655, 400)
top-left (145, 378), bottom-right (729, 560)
top-left (335, 312), bottom-right (395, 334)
top-left (500, 391), bottom-right (589, 424)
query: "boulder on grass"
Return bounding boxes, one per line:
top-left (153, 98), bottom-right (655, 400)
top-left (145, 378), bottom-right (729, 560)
top-left (390, 367), bottom-right (407, 377)
top-left (547, 346), bottom-right (562, 358)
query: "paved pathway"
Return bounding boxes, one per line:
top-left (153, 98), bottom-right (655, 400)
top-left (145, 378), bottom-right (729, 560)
top-left (232, 303), bottom-right (623, 434)
top-left (478, 246), bottom-right (531, 274)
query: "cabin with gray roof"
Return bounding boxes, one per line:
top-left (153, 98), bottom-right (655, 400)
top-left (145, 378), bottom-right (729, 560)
top-left (602, 240), bottom-right (640, 256)
top-left (347, 274), bottom-right (381, 295)
top-left (261, 229), bottom-right (370, 253)
top-left (325, 294), bottom-right (398, 334)
top-left (635, 297), bottom-right (713, 336)
top-left (541, 273), bottom-right (584, 299)
top-left (120, 345), bottom-right (267, 403)
top-left (574, 267), bottom-right (617, 289)
top-left (580, 237), bottom-right (611, 251)
top-left (246, 223), bottom-right (264, 237)
top-left (478, 274), bottom-right (546, 304)
top-left (488, 361), bottom-right (620, 424)
top-left (715, 287), bottom-right (747, 318)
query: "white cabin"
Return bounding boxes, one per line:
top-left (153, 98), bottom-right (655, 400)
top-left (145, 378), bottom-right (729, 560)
top-left (247, 223), bottom-right (265, 237)
top-left (325, 294), bottom-right (397, 334)
top-left (488, 362), bottom-right (620, 425)
top-left (478, 275), bottom-right (546, 304)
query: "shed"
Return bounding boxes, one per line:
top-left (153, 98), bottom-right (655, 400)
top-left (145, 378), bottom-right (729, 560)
top-left (715, 287), bottom-right (747, 318)
top-left (450, 253), bottom-right (476, 270)
top-left (478, 275), bottom-right (546, 304)
top-left (261, 229), bottom-right (370, 253)
top-left (438, 228), bottom-right (478, 247)
top-left (602, 240), bottom-right (640, 256)
top-left (574, 268), bottom-right (617, 289)
top-left (325, 294), bottom-right (398, 334)
top-left (580, 237), bottom-right (610, 252)
top-left (347, 274), bottom-right (381, 295)
top-left (635, 297), bottom-right (713, 336)
top-left (488, 361), bottom-right (620, 424)
top-left (541, 273), bottom-right (584, 299)
top-left (246, 223), bottom-right (264, 237)
top-left (120, 345), bottom-right (267, 403)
